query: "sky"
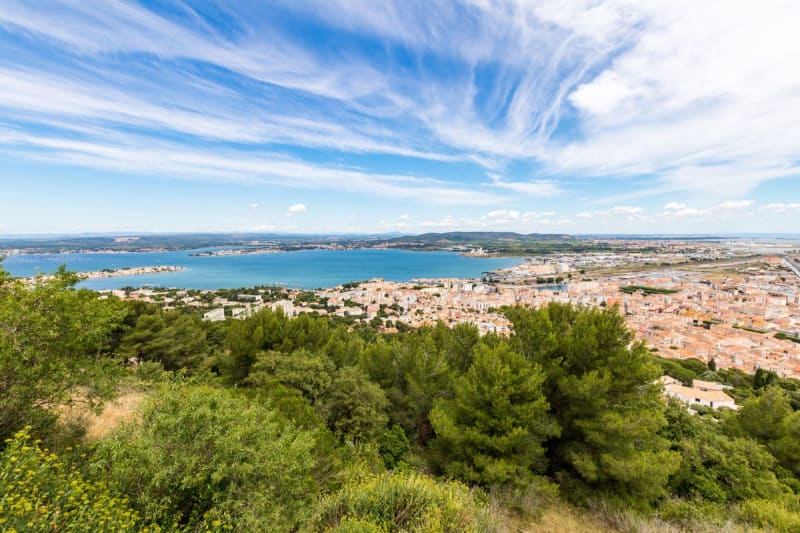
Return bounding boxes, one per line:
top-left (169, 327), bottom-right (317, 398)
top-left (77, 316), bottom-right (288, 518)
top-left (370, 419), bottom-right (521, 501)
top-left (1, 0), bottom-right (799, 235)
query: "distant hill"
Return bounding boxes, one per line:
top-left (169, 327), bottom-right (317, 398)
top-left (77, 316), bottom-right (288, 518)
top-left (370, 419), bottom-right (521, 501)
top-left (389, 232), bottom-right (571, 243)
top-left (0, 231), bottom-right (607, 256)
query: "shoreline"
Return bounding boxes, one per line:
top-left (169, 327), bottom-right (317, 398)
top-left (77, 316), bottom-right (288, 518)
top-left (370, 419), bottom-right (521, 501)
top-left (24, 265), bottom-right (185, 283)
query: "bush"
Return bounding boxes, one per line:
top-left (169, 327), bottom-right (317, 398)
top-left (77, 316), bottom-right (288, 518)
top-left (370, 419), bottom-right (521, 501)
top-left (96, 385), bottom-right (317, 531)
top-left (308, 471), bottom-right (496, 532)
top-left (657, 498), bottom-right (726, 529)
top-left (737, 498), bottom-right (800, 532)
top-left (377, 425), bottom-right (409, 470)
top-left (0, 427), bottom-right (143, 532)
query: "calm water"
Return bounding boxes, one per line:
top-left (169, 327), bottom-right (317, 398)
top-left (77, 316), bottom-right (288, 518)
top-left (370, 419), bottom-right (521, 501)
top-left (1, 249), bottom-right (522, 290)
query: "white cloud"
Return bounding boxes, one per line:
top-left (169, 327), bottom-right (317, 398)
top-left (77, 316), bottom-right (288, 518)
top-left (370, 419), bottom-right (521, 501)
top-left (485, 209), bottom-right (520, 220)
top-left (760, 203), bottom-right (800, 212)
top-left (488, 174), bottom-right (561, 196)
top-left (609, 206), bottom-right (642, 215)
top-left (287, 203), bottom-right (308, 213)
top-left (0, 127), bottom-right (501, 206)
top-left (666, 207), bottom-right (709, 218)
top-left (554, 1), bottom-right (800, 195)
top-left (715, 200), bottom-right (753, 211)
top-left (250, 203), bottom-right (260, 209)
top-left (656, 199), bottom-right (755, 219)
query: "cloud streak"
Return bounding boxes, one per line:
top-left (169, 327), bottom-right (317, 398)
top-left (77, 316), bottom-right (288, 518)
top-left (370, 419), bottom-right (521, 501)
top-left (0, 0), bottom-right (799, 223)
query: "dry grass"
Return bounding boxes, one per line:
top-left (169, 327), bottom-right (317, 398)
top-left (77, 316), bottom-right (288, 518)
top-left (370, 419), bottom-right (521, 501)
top-left (528, 504), bottom-right (616, 533)
top-left (83, 390), bottom-right (145, 441)
top-left (57, 389), bottom-right (146, 442)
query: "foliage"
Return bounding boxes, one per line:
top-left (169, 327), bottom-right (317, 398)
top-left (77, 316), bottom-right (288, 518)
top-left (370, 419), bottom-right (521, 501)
top-left (2, 263), bottom-right (799, 531)
top-left (96, 385), bottom-right (317, 531)
top-left (753, 367), bottom-right (779, 389)
top-left (320, 366), bottom-right (390, 442)
top-left (0, 427), bottom-right (145, 532)
top-left (377, 425), bottom-right (409, 470)
top-left (245, 348), bottom-right (335, 404)
top-left (775, 332), bottom-right (800, 343)
top-left (728, 386), bottom-right (800, 477)
top-left (736, 498), bottom-right (800, 532)
top-left (307, 470), bottom-right (495, 533)
top-left (119, 311), bottom-right (208, 371)
top-left (430, 343), bottom-right (558, 487)
top-left (618, 285), bottom-right (679, 295)
top-left (505, 303), bottom-right (680, 505)
top-left (0, 264), bottom-right (126, 441)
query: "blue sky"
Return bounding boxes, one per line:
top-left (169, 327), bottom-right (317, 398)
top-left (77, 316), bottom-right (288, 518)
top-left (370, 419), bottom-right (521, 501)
top-left (1, 0), bottom-right (799, 235)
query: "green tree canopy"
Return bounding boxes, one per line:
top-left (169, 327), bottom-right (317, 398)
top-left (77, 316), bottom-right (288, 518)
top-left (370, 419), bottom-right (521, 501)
top-left (119, 310), bottom-right (208, 371)
top-left (505, 303), bottom-right (680, 505)
top-left (0, 264), bottom-right (126, 440)
top-left (729, 386), bottom-right (800, 477)
top-left (320, 366), bottom-right (390, 442)
top-left (430, 343), bottom-right (558, 487)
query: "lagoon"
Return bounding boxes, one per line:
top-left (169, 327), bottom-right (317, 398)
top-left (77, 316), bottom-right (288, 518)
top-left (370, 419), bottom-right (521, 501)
top-left (1, 249), bottom-right (522, 290)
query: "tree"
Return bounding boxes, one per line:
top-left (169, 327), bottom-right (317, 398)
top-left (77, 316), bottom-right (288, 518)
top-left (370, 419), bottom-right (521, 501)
top-left (708, 358), bottom-right (717, 372)
top-left (729, 386), bottom-right (800, 477)
top-left (0, 264), bottom-right (126, 441)
top-left (753, 368), bottom-right (778, 390)
top-left (378, 424), bottom-right (410, 469)
top-left (119, 311), bottom-right (208, 371)
top-left (220, 307), bottom-right (292, 382)
top-left (320, 366), bottom-right (389, 442)
top-left (245, 348), bottom-right (334, 404)
top-left (505, 303), bottom-right (680, 505)
top-left (430, 343), bottom-right (558, 487)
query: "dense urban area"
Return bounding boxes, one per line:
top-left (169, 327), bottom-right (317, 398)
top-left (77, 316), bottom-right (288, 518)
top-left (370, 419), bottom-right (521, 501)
top-left (105, 240), bottom-right (800, 383)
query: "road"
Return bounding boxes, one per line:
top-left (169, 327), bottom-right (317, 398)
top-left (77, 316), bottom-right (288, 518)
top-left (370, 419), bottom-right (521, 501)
top-left (783, 256), bottom-right (800, 278)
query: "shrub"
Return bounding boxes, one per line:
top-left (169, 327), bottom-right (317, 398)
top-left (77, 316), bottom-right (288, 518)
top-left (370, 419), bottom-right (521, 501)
top-left (96, 385), bottom-right (317, 531)
top-left (737, 499), bottom-right (800, 532)
top-left (0, 427), bottom-right (143, 532)
top-left (377, 425), bottom-right (409, 470)
top-left (307, 471), bottom-right (496, 532)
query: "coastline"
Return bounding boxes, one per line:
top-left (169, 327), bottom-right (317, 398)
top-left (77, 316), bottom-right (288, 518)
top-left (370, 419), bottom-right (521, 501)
top-left (24, 265), bottom-right (185, 283)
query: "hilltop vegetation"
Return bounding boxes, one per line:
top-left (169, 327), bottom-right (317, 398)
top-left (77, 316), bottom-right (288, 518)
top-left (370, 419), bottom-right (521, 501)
top-left (385, 231), bottom-right (631, 255)
top-left (3, 231), bottom-right (631, 256)
top-left (2, 262), bottom-right (800, 531)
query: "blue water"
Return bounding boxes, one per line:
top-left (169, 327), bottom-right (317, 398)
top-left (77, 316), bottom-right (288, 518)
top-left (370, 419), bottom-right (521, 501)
top-left (0, 249), bottom-right (522, 290)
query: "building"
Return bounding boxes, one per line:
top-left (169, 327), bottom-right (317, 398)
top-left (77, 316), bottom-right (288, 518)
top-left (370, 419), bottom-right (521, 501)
top-left (203, 308), bottom-right (226, 322)
top-left (271, 299), bottom-right (295, 318)
top-left (659, 376), bottom-right (737, 410)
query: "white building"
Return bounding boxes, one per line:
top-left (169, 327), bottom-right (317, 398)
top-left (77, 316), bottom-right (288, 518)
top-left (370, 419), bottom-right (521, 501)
top-left (659, 376), bottom-right (737, 410)
top-left (203, 308), bottom-right (226, 322)
top-left (271, 299), bottom-right (295, 318)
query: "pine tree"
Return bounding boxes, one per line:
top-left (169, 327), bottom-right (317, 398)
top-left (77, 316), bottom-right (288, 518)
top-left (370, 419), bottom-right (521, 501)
top-left (505, 303), bottom-right (680, 506)
top-left (430, 343), bottom-right (558, 487)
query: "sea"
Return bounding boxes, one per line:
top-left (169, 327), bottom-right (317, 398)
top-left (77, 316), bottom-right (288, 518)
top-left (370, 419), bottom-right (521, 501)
top-left (0, 249), bottom-right (523, 290)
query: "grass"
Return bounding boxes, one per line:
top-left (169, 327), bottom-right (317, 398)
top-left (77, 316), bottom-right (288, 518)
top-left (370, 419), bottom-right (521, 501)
top-left (83, 390), bottom-right (146, 441)
top-left (57, 387), bottom-right (146, 442)
top-left (619, 285), bottom-right (679, 295)
top-left (775, 332), bottom-right (800, 343)
top-left (733, 324), bottom-right (769, 334)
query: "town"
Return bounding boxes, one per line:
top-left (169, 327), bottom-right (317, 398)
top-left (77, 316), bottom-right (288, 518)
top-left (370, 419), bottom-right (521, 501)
top-left (104, 249), bottom-right (800, 382)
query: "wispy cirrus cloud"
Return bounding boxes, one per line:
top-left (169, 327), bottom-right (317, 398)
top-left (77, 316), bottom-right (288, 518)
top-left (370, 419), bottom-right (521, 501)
top-left (0, 0), bottom-right (799, 231)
